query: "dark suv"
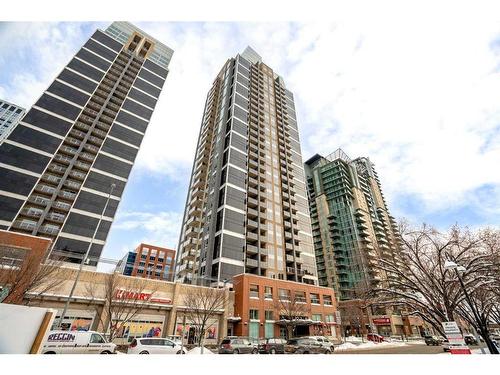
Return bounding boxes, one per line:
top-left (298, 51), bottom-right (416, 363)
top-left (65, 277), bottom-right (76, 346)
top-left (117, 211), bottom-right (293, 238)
top-left (258, 338), bottom-right (287, 354)
top-left (424, 335), bottom-right (443, 346)
top-left (285, 338), bottom-right (332, 354)
top-left (219, 337), bottom-right (258, 354)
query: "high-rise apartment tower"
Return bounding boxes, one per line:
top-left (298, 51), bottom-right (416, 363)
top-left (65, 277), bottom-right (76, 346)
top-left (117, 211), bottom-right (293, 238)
top-left (0, 22), bottom-right (173, 266)
top-left (0, 99), bottom-right (26, 142)
top-left (175, 47), bottom-right (318, 286)
top-left (304, 149), bottom-right (401, 300)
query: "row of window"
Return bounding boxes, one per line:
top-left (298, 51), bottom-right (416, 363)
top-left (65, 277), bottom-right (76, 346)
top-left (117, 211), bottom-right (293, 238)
top-left (249, 284), bottom-right (333, 305)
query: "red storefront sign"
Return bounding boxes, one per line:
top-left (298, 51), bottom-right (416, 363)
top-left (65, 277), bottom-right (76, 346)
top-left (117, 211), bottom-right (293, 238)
top-left (372, 318), bottom-right (391, 325)
top-left (115, 289), bottom-right (172, 304)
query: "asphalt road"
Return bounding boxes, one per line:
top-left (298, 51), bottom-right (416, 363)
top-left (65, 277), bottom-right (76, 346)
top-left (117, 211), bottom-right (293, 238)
top-left (336, 343), bottom-right (485, 354)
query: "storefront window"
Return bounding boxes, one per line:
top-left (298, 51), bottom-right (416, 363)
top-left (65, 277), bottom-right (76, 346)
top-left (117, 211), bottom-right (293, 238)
top-left (249, 322), bottom-right (259, 339)
top-left (264, 323), bottom-right (274, 338)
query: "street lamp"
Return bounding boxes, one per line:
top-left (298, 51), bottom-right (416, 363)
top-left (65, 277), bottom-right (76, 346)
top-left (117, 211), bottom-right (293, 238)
top-left (444, 260), bottom-right (499, 354)
top-left (55, 183), bottom-right (115, 329)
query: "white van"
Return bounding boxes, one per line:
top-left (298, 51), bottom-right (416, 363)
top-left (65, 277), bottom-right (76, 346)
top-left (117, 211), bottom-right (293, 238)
top-left (42, 331), bottom-right (116, 354)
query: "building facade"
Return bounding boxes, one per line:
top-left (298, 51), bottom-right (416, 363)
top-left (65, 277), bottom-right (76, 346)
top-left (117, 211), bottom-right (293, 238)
top-left (118, 243), bottom-right (176, 282)
top-left (231, 274), bottom-right (339, 340)
top-left (0, 22), bottom-right (173, 266)
top-left (175, 47), bottom-right (317, 287)
top-left (24, 268), bottom-right (233, 346)
top-left (0, 99), bottom-right (26, 143)
top-left (304, 149), bottom-right (401, 300)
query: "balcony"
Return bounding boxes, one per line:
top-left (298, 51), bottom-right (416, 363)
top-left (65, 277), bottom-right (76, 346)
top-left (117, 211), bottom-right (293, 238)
top-left (35, 184), bottom-right (56, 195)
top-left (46, 212), bottom-right (66, 223)
top-left (28, 195), bottom-right (50, 207)
top-left (52, 201), bottom-right (71, 211)
top-left (20, 207), bottom-right (43, 219)
top-left (246, 231), bottom-right (258, 242)
top-left (39, 224), bottom-right (60, 235)
top-left (12, 219), bottom-right (37, 232)
top-left (246, 258), bottom-right (258, 268)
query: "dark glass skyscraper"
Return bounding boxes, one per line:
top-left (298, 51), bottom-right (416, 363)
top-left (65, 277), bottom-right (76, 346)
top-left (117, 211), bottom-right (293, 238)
top-left (0, 22), bottom-right (173, 266)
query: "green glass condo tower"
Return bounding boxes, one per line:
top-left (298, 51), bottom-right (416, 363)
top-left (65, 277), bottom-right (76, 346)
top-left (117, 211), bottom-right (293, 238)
top-left (304, 149), bottom-right (401, 301)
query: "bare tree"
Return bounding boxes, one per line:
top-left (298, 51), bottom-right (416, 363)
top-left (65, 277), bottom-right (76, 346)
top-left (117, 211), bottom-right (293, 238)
top-left (86, 271), bottom-right (159, 342)
top-left (375, 222), bottom-right (500, 342)
top-left (0, 245), bottom-right (63, 305)
top-left (183, 286), bottom-right (228, 351)
top-left (273, 292), bottom-right (311, 339)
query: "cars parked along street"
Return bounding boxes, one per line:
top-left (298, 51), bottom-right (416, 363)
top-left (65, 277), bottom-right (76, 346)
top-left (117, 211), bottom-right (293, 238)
top-left (219, 337), bottom-right (258, 354)
top-left (258, 338), bottom-right (287, 354)
top-left (284, 338), bottom-right (332, 354)
top-left (127, 338), bottom-right (186, 354)
top-left (424, 335), bottom-right (443, 346)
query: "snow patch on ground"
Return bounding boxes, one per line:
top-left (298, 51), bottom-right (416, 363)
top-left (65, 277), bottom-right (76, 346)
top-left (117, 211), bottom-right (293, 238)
top-left (187, 346), bottom-right (215, 354)
top-left (336, 340), bottom-right (410, 351)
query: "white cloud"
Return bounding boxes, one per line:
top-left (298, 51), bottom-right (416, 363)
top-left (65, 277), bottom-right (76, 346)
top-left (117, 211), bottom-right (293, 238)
top-left (2, 13), bottom-right (500, 227)
top-left (112, 210), bottom-right (183, 250)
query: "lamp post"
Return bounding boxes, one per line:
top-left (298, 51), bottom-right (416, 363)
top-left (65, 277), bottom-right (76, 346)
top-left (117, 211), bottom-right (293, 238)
top-left (444, 260), bottom-right (499, 354)
top-left (56, 183), bottom-right (115, 329)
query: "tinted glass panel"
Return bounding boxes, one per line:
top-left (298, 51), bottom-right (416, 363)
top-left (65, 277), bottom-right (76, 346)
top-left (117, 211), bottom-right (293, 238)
top-left (0, 167), bottom-right (37, 196)
top-left (0, 143), bottom-right (49, 174)
top-left (122, 99), bottom-right (153, 120)
top-left (133, 78), bottom-right (161, 98)
top-left (83, 170), bottom-right (126, 196)
top-left (35, 94), bottom-right (81, 121)
top-left (128, 88), bottom-right (157, 109)
top-left (8, 125), bottom-right (61, 154)
top-left (84, 39), bottom-right (118, 62)
top-left (0, 194), bottom-right (23, 222)
top-left (67, 58), bottom-right (104, 82)
top-left (138, 68), bottom-right (165, 88)
top-left (101, 138), bottom-right (138, 162)
top-left (21, 108), bottom-right (72, 136)
top-left (143, 59), bottom-right (168, 79)
top-left (109, 123), bottom-right (143, 147)
top-left (93, 153), bottom-right (132, 179)
top-left (57, 69), bottom-right (98, 94)
top-left (91, 30), bottom-right (123, 52)
top-left (76, 48), bottom-right (111, 71)
top-left (115, 111), bottom-right (148, 133)
top-left (72, 190), bottom-right (119, 217)
top-left (47, 80), bottom-right (90, 106)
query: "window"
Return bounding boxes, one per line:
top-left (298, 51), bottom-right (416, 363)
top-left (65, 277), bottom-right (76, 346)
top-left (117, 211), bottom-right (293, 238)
top-left (294, 291), bottom-right (306, 303)
top-left (325, 314), bottom-right (335, 323)
top-left (249, 284), bottom-right (259, 298)
top-left (265, 310), bottom-right (274, 321)
top-left (264, 286), bottom-right (273, 299)
top-left (312, 314), bottom-right (322, 322)
top-left (278, 289), bottom-right (290, 301)
top-left (323, 295), bottom-right (332, 306)
top-left (249, 309), bottom-right (259, 320)
top-left (310, 293), bottom-right (320, 304)
top-left (90, 334), bottom-right (105, 343)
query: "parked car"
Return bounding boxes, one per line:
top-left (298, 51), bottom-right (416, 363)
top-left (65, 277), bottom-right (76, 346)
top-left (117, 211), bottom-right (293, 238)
top-left (42, 331), bottom-right (116, 354)
top-left (127, 337), bottom-right (186, 354)
top-left (165, 335), bottom-right (183, 345)
top-left (367, 333), bottom-right (385, 343)
top-left (442, 339), bottom-right (451, 352)
top-left (219, 337), bottom-right (258, 354)
top-left (463, 334), bottom-right (478, 345)
top-left (284, 338), bottom-right (332, 354)
top-left (305, 336), bottom-right (335, 352)
top-left (258, 338), bottom-right (287, 354)
top-left (424, 335), bottom-right (443, 346)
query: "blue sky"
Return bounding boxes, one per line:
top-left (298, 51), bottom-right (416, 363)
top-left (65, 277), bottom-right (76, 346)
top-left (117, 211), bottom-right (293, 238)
top-left (1, 17), bottom-right (500, 266)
